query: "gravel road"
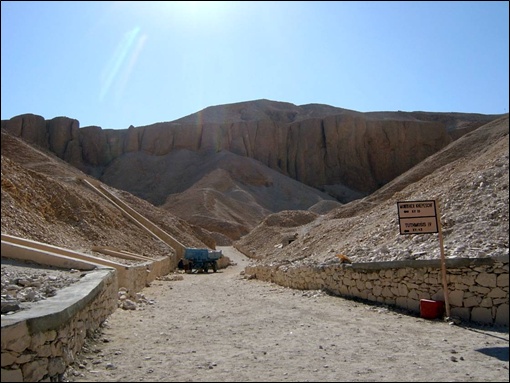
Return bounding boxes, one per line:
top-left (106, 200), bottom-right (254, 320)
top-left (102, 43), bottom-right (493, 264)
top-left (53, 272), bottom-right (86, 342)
top-left (65, 246), bottom-right (509, 382)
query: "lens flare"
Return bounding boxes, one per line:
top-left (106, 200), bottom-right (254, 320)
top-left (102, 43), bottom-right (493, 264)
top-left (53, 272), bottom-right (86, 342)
top-left (100, 26), bottom-right (146, 103)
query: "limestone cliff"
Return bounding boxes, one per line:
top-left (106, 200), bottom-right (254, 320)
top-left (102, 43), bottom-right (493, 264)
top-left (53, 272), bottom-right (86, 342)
top-left (1, 101), bottom-right (501, 203)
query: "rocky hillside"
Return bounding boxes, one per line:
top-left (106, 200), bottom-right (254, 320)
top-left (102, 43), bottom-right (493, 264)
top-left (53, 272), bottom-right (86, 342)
top-left (97, 147), bottom-right (339, 244)
top-left (1, 130), bottom-right (217, 260)
top-left (235, 114), bottom-right (509, 265)
top-left (1, 101), bottom-right (499, 201)
top-left (1, 100), bottom-right (502, 242)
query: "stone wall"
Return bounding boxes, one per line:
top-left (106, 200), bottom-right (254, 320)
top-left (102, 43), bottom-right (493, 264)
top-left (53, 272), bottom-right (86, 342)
top-left (244, 256), bottom-right (509, 327)
top-left (118, 257), bottom-right (171, 297)
top-left (1, 268), bottom-right (117, 382)
top-left (2, 233), bottom-right (173, 301)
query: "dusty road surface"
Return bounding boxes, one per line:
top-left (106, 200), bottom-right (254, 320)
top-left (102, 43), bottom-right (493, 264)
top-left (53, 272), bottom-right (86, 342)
top-left (67, 247), bottom-right (509, 382)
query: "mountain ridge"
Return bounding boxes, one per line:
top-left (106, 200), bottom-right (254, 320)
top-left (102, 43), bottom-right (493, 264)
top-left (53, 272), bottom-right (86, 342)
top-left (1, 99), bottom-right (505, 243)
top-left (235, 113), bottom-right (509, 265)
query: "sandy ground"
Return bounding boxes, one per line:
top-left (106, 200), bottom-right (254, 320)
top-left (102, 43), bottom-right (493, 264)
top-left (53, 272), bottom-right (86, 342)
top-left (66, 247), bottom-right (509, 382)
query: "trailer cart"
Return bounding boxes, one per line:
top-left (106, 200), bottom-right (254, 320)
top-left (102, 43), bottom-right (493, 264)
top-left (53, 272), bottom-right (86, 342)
top-left (182, 248), bottom-right (223, 273)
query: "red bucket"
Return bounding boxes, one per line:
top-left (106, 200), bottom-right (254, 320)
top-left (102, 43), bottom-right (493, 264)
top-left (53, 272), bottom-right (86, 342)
top-left (420, 299), bottom-right (445, 319)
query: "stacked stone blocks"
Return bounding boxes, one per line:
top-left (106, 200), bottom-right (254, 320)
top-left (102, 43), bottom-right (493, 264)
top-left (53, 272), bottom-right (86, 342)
top-left (245, 256), bottom-right (509, 327)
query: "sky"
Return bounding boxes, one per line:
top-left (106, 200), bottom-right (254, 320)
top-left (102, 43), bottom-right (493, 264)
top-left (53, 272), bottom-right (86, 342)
top-left (1, 1), bottom-right (509, 130)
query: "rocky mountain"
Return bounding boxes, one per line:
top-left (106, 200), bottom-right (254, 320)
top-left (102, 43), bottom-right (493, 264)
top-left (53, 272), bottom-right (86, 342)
top-left (1, 99), bottom-right (505, 246)
top-left (1, 129), bottom-right (217, 259)
top-left (236, 113), bottom-right (509, 266)
top-left (2, 100), bottom-right (506, 250)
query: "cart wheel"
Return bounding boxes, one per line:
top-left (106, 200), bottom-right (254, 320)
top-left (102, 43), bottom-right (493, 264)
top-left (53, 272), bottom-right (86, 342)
top-left (203, 265), bottom-right (208, 273)
top-left (212, 261), bottom-right (218, 273)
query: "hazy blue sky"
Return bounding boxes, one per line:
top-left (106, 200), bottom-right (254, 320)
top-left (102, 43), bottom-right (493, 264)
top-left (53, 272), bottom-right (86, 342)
top-left (2, 1), bottom-right (509, 129)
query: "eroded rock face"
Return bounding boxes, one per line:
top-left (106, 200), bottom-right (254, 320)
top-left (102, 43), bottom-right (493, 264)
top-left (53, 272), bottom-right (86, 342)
top-left (2, 113), bottom-right (48, 148)
top-left (47, 117), bottom-right (80, 159)
top-left (1, 104), bottom-right (500, 202)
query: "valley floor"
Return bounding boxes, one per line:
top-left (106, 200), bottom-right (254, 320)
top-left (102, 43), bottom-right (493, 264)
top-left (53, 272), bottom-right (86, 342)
top-left (65, 247), bottom-right (509, 382)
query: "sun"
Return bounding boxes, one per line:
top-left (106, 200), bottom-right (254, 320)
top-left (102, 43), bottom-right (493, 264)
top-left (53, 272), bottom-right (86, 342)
top-left (157, 1), bottom-right (233, 33)
top-left (112, 1), bottom-right (233, 33)
top-left (152, 1), bottom-right (230, 20)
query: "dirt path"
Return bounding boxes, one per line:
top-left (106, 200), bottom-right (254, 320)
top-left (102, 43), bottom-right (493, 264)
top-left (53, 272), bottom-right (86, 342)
top-left (67, 247), bottom-right (509, 382)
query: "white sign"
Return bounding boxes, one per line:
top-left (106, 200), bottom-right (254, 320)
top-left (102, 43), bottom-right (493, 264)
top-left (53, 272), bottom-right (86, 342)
top-left (397, 200), bottom-right (438, 235)
top-left (397, 200), bottom-right (437, 218)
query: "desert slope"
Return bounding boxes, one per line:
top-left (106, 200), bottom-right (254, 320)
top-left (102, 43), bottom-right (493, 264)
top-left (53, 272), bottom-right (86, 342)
top-left (1, 130), bottom-right (216, 257)
top-left (101, 148), bottom-right (338, 243)
top-left (1, 101), bottom-right (507, 264)
top-left (235, 114), bottom-right (509, 265)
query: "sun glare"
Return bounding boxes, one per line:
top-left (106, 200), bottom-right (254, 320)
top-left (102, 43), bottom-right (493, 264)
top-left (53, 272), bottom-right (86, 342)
top-left (132, 1), bottom-right (231, 23)
top-left (176, 1), bottom-right (220, 15)
top-left (109, 0), bottom-right (235, 35)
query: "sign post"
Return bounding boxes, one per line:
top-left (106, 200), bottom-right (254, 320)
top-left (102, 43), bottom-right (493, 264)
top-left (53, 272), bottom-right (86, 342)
top-left (397, 199), bottom-right (451, 318)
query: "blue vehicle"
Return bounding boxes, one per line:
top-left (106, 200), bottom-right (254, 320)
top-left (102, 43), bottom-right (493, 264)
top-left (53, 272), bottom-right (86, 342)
top-left (179, 248), bottom-right (223, 273)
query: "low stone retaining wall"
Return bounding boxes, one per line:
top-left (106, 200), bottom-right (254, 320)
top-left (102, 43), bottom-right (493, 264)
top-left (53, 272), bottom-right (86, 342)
top-left (1, 248), bottom-right (172, 382)
top-left (1, 268), bottom-right (117, 382)
top-left (1, 234), bottom-right (172, 298)
top-left (245, 255), bottom-right (509, 327)
top-left (123, 256), bottom-right (172, 295)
